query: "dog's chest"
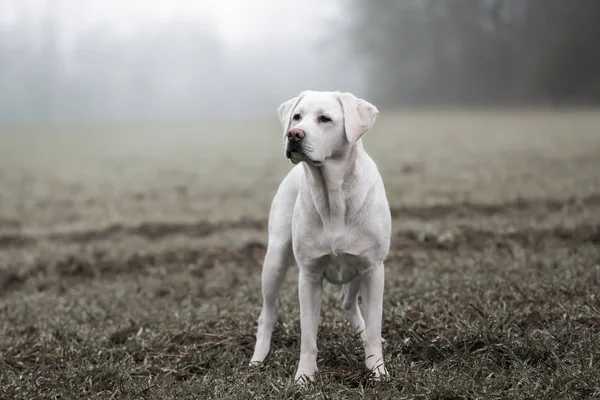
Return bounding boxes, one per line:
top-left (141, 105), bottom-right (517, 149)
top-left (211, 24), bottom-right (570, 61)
top-left (314, 225), bottom-right (357, 256)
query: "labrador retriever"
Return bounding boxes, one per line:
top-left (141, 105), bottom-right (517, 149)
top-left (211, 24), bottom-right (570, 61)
top-left (249, 90), bottom-right (390, 383)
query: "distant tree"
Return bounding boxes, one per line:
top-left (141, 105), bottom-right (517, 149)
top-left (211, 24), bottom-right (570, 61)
top-left (336, 0), bottom-right (600, 107)
top-left (516, 0), bottom-right (600, 104)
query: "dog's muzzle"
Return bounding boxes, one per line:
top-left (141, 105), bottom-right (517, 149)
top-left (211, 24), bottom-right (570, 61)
top-left (286, 142), bottom-right (305, 160)
top-left (285, 145), bottom-right (322, 167)
top-left (284, 129), bottom-right (322, 166)
top-left (285, 128), bottom-right (306, 161)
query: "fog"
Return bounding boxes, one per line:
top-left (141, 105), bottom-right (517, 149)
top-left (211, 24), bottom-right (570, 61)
top-left (1, 0), bottom-right (599, 124)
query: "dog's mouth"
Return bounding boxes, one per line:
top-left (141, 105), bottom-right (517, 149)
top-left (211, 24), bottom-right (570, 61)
top-left (285, 147), bottom-right (322, 167)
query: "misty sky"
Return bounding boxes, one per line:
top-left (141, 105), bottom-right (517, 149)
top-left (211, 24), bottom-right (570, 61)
top-left (6, 0), bottom-right (594, 124)
top-left (0, 0), bottom-right (357, 123)
top-left (0, 0), bottom-right (341, 49)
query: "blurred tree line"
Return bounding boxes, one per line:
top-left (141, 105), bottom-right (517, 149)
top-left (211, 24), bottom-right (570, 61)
top-left (1, 0), bottom-right (600, 123)
top-left (0, 13), bottom-right (228, 123)
top-left (0, 2), bottom-right (336, 123)
top-left (340, 0), bottom-right (600, 107)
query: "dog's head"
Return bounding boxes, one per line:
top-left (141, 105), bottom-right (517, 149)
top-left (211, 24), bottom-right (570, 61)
top-left (277, 90), bottom-right (379, 166)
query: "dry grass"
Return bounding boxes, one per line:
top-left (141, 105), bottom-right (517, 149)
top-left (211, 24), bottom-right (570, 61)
top-left (1, 109), bottom-right (600, 399)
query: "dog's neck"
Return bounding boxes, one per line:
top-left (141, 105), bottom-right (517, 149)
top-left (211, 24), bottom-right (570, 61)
top-left (302, 140), bottom-right (367, 225)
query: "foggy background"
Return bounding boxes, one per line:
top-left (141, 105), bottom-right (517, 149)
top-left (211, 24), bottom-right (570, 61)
top-left (1, 0), bottom-right (600, 124)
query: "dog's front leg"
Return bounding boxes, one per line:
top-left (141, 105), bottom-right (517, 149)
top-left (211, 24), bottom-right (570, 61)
top-left (360, 263), bottom-right (388, 379)
top-left (294, 268), bottom-right (323, 383)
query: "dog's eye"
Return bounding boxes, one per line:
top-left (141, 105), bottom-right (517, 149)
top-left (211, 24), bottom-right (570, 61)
top-left (292, 113), bottom-right (301, 121)
top-left (318, 116), bottom-right (332, 123)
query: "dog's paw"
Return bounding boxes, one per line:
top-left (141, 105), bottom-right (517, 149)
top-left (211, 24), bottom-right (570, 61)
top-left (250, 343), bottom-right (270, 365)
top-left (372, 365), bottom-right (389, 381)
top-left (365, 354), bottom-right (388, 381)
top-left (294, 366), bottom-right (317, 385)
top-left (367, 361), bottom-right (389, 381)
top-left (249, 360), bottom-right (263, 367)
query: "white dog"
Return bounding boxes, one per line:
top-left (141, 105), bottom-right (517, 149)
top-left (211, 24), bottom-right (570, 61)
top-left (250, 90), bottom-right (391, 383)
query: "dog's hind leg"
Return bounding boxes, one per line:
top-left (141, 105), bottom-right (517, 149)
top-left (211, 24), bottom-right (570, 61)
top-left (340, 278), bottom-right (367, 341)
top-left (360, 263), bottom-right (388, 378)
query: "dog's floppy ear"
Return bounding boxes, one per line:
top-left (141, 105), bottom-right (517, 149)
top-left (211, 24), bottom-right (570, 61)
top-left (277, 96), bottom-right (299, 129)
top-left (338, 92), bottom-right (379, 144)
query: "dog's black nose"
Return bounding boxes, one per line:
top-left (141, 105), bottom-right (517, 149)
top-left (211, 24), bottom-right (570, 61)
top-left (287, 128), bottom-right (305, 142)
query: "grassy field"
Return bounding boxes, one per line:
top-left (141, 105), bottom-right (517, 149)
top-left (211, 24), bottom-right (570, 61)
top-left (1, 109), bottom-right (600, 399)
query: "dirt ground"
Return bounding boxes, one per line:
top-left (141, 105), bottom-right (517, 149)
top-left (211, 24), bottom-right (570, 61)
top-left (1, 109), bottom-right (599, 399)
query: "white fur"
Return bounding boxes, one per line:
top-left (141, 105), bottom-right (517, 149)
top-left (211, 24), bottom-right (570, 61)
top-left (250, 90), bottom-right (391, 383)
